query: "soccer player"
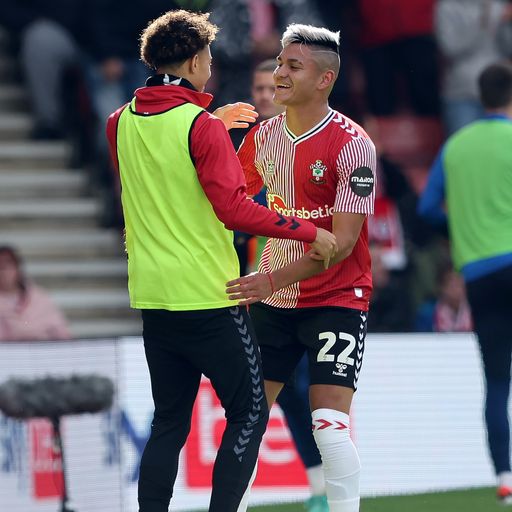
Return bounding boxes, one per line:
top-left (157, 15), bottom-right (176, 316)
top-left (105, 11), bottom-right (337, 512)
top-left (234, 59), bottom-right (328, 511)
top-left (419, 61), bottom-right (512, 504)
top-left (227, 24), bottom-right (377, 512)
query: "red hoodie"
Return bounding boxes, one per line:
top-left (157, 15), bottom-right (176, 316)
top-left (106, 77), bottom-right (317, 243)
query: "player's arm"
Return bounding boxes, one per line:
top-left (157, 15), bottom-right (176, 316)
top-left (226, 135), bottom-right (377, 304)
top-left (225, 212), bottom-right (364, 305)
top-left (417, 147), bottom-right (447, 225)
top-left (191, 113), bottom-right (336, 257)
top-left (105, 104), bottom-right (129, 173)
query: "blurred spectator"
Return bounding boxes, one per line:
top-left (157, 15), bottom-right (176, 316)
top-left (364, 115), bottom-right (448, 311)
top-left (85, 1), bottom-right (201, 226)
top-left (1, 0), bottom-right (88, 139)
top-left (210, 0), bottom-right (324, 107)
top-left (232, 59), bottom-right (284, 274)
top-left (367, 244), bottom-right (413, 332)
top-left (416, 263), bottom-right (473, 332)
top-left (0, 246), bottom-right (71, 341)
top-left (435, 0), bottom-right (512, 135)
top-left (418, 62), bottom-right (512, 503)
top-left (87, 1), bottom-right (210, 148)
top-left (357, 0), bottom-right (440, 116)
top-left (231, 59), bottom-right (284, 150)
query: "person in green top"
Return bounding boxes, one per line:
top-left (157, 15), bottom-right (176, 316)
top-left (106, 9), bottom-right (337, 512)
top-left (419, 61), bottom-right (512, 504)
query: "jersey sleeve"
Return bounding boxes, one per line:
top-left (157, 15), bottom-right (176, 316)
top-left (334, 135), bottom-right (377, 215)
top-left (190, 113), bottom-right (316, 243)
top-left (237, 125), bottom-right (264, 196)
top-left (106, 104), bottom-right (128, 173)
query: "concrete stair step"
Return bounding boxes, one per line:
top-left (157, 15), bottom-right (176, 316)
top-left (50, 289), bottom-right (133, 321)
top-left (0, 229), bottom-right (123, 258)
top-left (50, 288), bottom-right (130, 310)
top-left (0, 113), bottom-right (33, 140)
top-left (0, 141), bottom-right (70, 169)
top-left (27, 259), bottom-right (127, 288)
top-left (0, 198), bottom-right (102, 227)
top-left (27, 259), bottom-right (127, 277)
top-left (70, 318), bottom-right (142, 339)
top-left (0, 85), bottom-right (28, 112)
top-left (0, 170), bottom-right (88, 198)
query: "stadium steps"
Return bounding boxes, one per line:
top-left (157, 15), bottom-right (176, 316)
top-left (0, 113), bottom-right (33, 140)
top-left (0, 198), bottom-right (102, 227)
top-left (0, 141), bottom-right (70, 169)
top-left (0, 29), bottom-right (140, 339)
top-left (0, 169), bottom-right (87, 198)
top-left (0, 230), bottom-right (124, 259)
top-left (25, 259), bottom-right (128, 289)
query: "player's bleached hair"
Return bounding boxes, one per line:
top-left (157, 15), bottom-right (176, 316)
top-left (281, 24), bottom-right (340, 54)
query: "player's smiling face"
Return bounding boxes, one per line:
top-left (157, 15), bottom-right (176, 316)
top-left (273, 44), bottom-right (322, 106)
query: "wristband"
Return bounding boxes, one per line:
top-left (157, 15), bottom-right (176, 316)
top-left (266, 273), bottom-right (275, 294)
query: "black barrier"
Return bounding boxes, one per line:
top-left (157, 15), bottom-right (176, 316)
top-left (0, 374), bottom-right (114, 512)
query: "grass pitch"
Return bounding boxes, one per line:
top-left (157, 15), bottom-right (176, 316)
top-left (248, 487), bottom-right (502, 512)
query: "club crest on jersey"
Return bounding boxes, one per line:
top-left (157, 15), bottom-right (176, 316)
top-left (265, 160), bottom-right (275, 175)
top-left (310, 160), bottom-right (327, 184)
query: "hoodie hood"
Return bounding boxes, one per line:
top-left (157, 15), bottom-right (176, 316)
top-left (131, 74), bottom-right (213, 115)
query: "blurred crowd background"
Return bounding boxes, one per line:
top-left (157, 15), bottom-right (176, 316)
top-left (1, 0), bottom-right (512, 340)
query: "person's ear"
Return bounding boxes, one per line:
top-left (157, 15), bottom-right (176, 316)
top-left (189, 54), bottom-right (199, 74)
top-left (318, 70), bottom-right (335, 91)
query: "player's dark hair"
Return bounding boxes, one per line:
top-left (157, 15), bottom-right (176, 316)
top-left (478, 61), bottom-right (512, 109)
top-left (281, 24), bottom-right (340, 54)
top-left (140, 9), bottom-right (218, 70)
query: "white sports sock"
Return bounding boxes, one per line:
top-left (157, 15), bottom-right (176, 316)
top-left (306, 464), bottom-right (326, 496)
top-left (312, 408), bottom-right (360, 512)
top-left (499, 471), bottom-right (512, 488)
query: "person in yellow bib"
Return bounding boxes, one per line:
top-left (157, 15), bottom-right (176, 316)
top-left (106, 9), bottom-right (337, 512)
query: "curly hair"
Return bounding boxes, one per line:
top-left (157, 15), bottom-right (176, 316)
top-left (140, 10), bottom-right (218, 70)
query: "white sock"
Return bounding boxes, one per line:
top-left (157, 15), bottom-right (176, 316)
top-left (306, 464), bottom-right (326, 496)
top-left (499, 471), bottom-right (512, 488)
top-left (312, 408), bottom-right (360, 512)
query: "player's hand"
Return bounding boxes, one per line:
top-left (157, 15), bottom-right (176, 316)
top-left (226, 272), bottom-right (273, 305)
top-left (310, 227), bottom-right (338, 269)
top-left (213, 102), bottom-right (258, 130)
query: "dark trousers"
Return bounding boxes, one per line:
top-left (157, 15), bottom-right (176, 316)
top-left (138, 307), bottom-right (269, 512)
top-left (277, 354), bottom-right (322, 469)
top-left (466, 264), bottom-right (512, 474)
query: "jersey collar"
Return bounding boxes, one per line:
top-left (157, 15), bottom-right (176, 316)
top-left (283, 109), bottom-right (335, 144)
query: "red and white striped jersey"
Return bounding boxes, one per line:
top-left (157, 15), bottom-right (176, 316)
top-left (238, 109), bottom-right (376, 310)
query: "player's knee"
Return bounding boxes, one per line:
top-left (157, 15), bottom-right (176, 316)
top-left (312, 408), bottom-right (360, 503)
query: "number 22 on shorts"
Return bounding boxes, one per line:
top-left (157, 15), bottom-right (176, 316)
top-left (317, 332), bottom-right (356, 366)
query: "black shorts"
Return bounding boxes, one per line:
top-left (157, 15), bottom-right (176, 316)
top-left (249, 303), bottom-right (368, 390)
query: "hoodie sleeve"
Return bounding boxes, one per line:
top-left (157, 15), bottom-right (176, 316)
top-left (190, 112), bottom-right (316, 243)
